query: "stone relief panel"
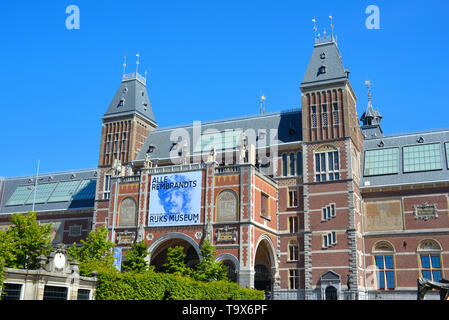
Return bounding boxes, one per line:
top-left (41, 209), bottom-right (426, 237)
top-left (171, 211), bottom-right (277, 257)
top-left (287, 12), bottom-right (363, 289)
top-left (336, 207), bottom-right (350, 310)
top-left (364, 200), bottom-right (403, 232)
top-left (118, 197), bottom-right (137, 226)
top-left (216, 190), bottom-right (238, 222)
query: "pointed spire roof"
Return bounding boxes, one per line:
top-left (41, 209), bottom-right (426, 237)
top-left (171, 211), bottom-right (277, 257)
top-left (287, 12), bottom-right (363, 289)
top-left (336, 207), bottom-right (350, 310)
top-left (300, 38), bottom-right (349, 89)
top-left (103, 73), bottom-right (157, 127)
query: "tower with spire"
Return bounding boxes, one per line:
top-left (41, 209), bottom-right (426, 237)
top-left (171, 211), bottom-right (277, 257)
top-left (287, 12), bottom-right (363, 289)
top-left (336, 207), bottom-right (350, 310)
top-left (360, 80), bottom-right (383, 138)
top-left (94, 55), bottom-right (158, 230)
top-left (299, 16), bottom-right (364, 300)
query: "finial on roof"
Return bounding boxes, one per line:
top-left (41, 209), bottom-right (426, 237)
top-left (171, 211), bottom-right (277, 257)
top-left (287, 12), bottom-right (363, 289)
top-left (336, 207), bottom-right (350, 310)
top-left (312, 17), bottom-right (317, 39)
top-left (260, 93), bottom-right (266, 114)
top-left (365, 79), bottom-right (372, 105)
top-left (329, 15), bottom-right (334, 39)
top-left (135, 53), bottom-right (140, 74)
top-left (122, 56), bottom-right (127, 79)
top-left (145, 70), bottom-right (148, 82)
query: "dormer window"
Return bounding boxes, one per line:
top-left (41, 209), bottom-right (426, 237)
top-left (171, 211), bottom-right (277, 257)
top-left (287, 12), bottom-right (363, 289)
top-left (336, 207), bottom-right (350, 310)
top-left (319, 65), bottom-right (326, 74)
top-left (118, 98), bottom-right (125, 107)
top-left (147, 145), bottom-right (156, 153)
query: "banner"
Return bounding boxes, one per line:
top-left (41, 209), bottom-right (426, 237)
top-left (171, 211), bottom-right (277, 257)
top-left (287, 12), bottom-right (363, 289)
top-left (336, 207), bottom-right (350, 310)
top-left (113, 247), bottom-right (122, 271)
top-left (148, 171), bottom-right (202, 226)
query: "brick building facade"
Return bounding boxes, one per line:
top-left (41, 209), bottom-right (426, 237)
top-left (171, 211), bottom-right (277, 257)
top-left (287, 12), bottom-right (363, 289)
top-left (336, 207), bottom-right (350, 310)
top-left (1, 33), bottom-right (448, 300)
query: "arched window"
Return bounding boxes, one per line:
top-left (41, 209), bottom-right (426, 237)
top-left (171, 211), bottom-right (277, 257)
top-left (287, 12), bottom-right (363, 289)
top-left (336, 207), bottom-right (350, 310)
top-left (118, 197), bottom-right (137, 227)
top-left (216, 190), bottom-right (238, 222)
top-left (373, 241), bottom-right (395, 290)
top-left (417, 239), bottom-right (443, 282)
top-left (325, 286), bottom-right (337, 300)
top-left (288, 240), bottom-right (299, 261)
top-left (314, 145), bottom-right (340, 182)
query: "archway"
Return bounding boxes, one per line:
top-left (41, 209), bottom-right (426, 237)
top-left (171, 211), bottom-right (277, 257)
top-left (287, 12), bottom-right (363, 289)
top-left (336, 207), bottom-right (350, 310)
top-left (254, 236), bottom-right (276, 292)
top-left (149, 234), bottom-right (201, 272)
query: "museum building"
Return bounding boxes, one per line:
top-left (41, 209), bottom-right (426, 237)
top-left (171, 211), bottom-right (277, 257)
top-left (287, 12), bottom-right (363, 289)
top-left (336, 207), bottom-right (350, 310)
top-left (1, 32), bottom-right (449, 300)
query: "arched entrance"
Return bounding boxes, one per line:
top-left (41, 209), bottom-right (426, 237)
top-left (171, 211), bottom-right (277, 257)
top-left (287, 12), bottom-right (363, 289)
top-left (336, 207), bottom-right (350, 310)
top-left (148, 234), bottom-right (201, 272)
top-left (254, 236), bottom-right (276, 292)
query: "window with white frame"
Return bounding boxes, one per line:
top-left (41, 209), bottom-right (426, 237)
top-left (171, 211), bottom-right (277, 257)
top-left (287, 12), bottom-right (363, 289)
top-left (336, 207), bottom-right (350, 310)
top-left (69, 225), bottom-right (82, 237)
top-left (288, 189), bottom-right (298, 208)
top-left (333, 103), bottom-right (339, 125)
top-left (289, 269), bottom-right (299, 289)
top-left (315, 147), bottom-right (340, 182)
top-left (311, 106), bottom-right (317, 128)
top-left (322, 231), bottom-right (337, 249)
top-left (288, 240), bottom-right (299, 261)
top-left (289, 216), bottom-right (298, 233)
top-left (104, 174), bottom-right (112, 200)
top-left (322, 203), bottom-right (336, 221)
top-left (322, 104), bottom-right (328, 127)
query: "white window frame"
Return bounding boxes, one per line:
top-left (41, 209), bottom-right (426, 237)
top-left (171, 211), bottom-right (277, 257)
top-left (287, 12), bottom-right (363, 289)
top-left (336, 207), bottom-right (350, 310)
top-left (314, 149), bottom-right (340, 182)
top-left (322, 231), bottom-right (337, 249)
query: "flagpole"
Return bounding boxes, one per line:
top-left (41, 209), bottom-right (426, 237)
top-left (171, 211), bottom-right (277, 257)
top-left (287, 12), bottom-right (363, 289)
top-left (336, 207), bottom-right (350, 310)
top-left (32, 159), bottom-right (40, 212)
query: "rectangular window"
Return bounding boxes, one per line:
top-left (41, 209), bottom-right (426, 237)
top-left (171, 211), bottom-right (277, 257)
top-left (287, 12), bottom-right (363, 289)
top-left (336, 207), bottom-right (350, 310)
top-left (282, 154), bottom-right (288, 177)
top-left (289, 216), bottom-right (298, 233)
top-left (403, 143), bottom-right (442, 173)
top-left (1, 283), bottom-right (22, 300)
top-left (43, 286), bottom-right (68, 300)
top-left (69, 225), bottom-right (82, 237)
top-left (104, 174), bottom-right (112, 200)
top-left (261, 193), bottom-right (270, 219)
top-left (297, 152), bottom-right (303, 176)
top-left (288, 190), bottom-right (298, 208)
top-left (322, 231), bottom-right (337, 249)
top-left (333, 103), bottom-right (339, 124)
top-left (364, 148), bottom-right (399, 176)
top-left (445, 142), bottom-right (449, 169)
top-left (77, 289), bottom-right (91, 300)
top-left (289, 269), bottom-right (299, 289)
top-left (420, 254), bottom-right (442, 282)
top-left (289, 153), bottom-right (295, 176)
top-left (322, 104), bottom-right (328, 127)
top-left (6, 185), bottom-right (34, 206)
top-left (375, 255), bottom-right (395, 290)
top-left (315, 151), bottom-right (340, 182)
top-left (289, 243), bottom-right (299, 261)
top-left (322, 204), bottom-right (336, 221)
top-left (311, 106), bottom-right (317, 128)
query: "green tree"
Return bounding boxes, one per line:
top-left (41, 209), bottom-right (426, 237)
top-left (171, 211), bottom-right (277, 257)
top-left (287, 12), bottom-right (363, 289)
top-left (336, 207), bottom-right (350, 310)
top-left (122, 241), bottom-right (151, 273)
top-left (0, 212), bottom-right (52, 270)
top-left (193, 240), bottom-right (228, 282)
top-left (162, 246), bottom-right (191, 277)
top-left (68, 226), bottom-right (116, 276)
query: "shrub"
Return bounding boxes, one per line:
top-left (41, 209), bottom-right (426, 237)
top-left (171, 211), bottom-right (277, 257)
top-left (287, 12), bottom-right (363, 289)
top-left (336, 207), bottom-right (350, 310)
top-left (94, 269), bottom-right (264, 300)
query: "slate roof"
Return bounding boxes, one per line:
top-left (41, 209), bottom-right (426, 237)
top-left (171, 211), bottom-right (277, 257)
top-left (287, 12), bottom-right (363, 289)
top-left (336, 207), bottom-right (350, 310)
top-left (135, 109), bottom-right (302, 162)
top-left (103, 73), bottom-right (157, 126)
top-left (0, 169), bottom-right (97, 214)
top-left (300, 39), bottom-right (349, 89)
top-left (361, 128), bottom-right (449, 188)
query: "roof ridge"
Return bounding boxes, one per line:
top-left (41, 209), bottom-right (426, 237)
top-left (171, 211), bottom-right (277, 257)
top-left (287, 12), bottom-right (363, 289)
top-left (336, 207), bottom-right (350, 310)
top-left (2, 168), bottom-right (97, 180)
top-left (151, 108), bottom-right (301, 133)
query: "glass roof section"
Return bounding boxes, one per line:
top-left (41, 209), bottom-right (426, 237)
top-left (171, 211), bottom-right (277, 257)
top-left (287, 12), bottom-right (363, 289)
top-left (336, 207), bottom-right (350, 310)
top-left (24, 183), bottom-right (57, 204)
top-left (194, 130), bottom-right (242, 153)
top-left (364, 148), bottom-right (399, 176)
top-left (47, 180), bottom-right (82, 203)
top-left (72, 179), bottom-right (96, 200)
top-left (6, 185), bottom-right (34, 206)
top-left (403, 143), bottom-right (442, 173)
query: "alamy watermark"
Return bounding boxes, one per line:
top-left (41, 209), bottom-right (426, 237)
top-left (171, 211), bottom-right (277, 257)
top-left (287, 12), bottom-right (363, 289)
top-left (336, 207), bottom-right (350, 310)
top-left (66, 5), bottom-right (80, 30)
top-left (365, 5), bottom-right (380, 30)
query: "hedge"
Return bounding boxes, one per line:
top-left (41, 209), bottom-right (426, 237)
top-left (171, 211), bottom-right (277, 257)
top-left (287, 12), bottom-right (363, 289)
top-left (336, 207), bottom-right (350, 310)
top-left (95, 270), bottom-right (264, 300)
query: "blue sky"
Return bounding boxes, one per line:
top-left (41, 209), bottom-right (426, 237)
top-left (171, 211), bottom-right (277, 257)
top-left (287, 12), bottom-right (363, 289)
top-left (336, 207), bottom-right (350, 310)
top-left (0, 0), bottom-right (448, 177)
